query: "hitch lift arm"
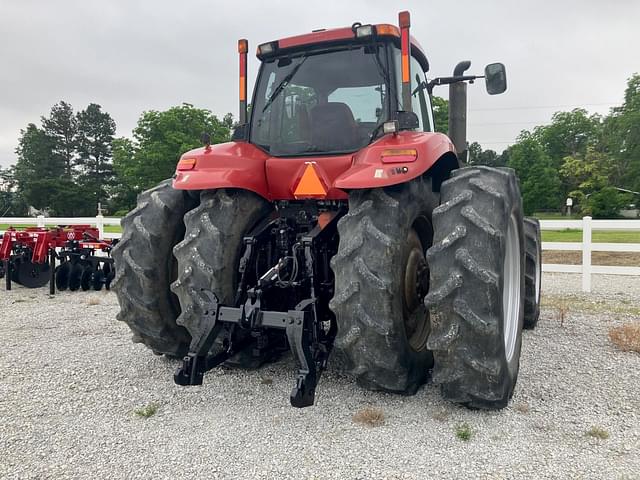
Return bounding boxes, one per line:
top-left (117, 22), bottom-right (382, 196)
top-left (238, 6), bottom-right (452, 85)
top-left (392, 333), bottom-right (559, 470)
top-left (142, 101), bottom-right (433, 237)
top-left (174, 218), bottom-right (339, 408)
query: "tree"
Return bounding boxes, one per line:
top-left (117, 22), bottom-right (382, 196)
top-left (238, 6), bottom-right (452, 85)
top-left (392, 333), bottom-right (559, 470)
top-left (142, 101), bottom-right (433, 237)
top-left (588, 187), bottom-right (630, 219)
top-left (507, 133), bottom-right (561, 215)
top-left (560, 148), bottom-right (611, 196)
top-left (603, 74), bottom-right (640, 193)
top-left (41, 101), bottom-right (77, 177)
top-left (113, 104), bottom-right (232, 204)
top-left (431, 96), bottom-right (448, 134)
top-left (76, 103), bottom-right (116, 210)
top-left (111, 138), bottom-right (138, 214)
top-left (468, 141), bottom-right (502, 166)
top-left (533, 108), bottom-right (602, 169)
top-left (0, 167), bottom-right (26, 216)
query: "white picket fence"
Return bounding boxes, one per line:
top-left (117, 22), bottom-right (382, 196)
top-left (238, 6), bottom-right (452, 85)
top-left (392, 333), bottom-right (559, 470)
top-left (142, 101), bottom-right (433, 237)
top-left (541, 216), bottom-right (640, 292)
top-left (2, 215), bottom-right (639, 293)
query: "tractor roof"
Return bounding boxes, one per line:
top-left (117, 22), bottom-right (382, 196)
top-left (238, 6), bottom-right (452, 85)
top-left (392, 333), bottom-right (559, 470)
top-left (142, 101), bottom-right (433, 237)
top-left (258, 23), bottom-right (429, 71)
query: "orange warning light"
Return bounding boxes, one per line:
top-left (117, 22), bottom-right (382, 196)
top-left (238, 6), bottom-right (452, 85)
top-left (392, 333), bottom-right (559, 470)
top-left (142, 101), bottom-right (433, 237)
top-left (293, 163), bottom-right (327, 198)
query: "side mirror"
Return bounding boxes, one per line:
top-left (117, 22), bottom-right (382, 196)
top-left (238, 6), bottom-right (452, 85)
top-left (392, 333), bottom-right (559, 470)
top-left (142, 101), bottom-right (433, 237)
top-left (396, 110), bottom-right (420, 130)
top-left (231, 124), bottom-right (248, 141)
top-left (484, 63), bottom-right (507, 95)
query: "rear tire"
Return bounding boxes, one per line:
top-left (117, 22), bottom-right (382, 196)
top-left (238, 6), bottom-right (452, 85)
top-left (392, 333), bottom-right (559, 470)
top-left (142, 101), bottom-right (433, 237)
top-left (171, 189), bottom-right (271, 351)
top-left (111, 180), bottom-right (195, 357)
top-left (330, 177), bottom-right (438, 393)
top-left (425, 166), bottom-right (525, 409)
top-left (523, 217), bottom-right (542, 329)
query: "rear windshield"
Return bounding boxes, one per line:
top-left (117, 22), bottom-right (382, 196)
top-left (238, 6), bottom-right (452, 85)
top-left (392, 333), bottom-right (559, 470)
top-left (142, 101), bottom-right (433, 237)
top-left (250, 44), bottom-right (393, 156)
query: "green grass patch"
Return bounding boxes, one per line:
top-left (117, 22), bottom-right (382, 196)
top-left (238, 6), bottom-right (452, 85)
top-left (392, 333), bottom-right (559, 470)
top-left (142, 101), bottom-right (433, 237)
top-left (455, 423), bottom-right (472, 441)
top-left (533, 212), bottom-right (582, 220)
top-left (542, 229), bottom-right (640, 243)
top-left (585, 426), bottom-right (609, 440)
top-left (134, 402), bottom-right (159, 418)
top-left (0, 223), bottom-right (122, 233)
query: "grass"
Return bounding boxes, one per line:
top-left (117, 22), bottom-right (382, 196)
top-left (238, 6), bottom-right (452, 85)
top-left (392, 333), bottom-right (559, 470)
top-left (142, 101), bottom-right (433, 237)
top-left (542, 229), bottom-right (640, 243)
top-left (134, 402), bottom-right (159, 418)
top-left (533, 212), bottom-right (582, 220)
top-left (541, 294), bottom-right (640, 317)
top-left (585, 426), bottom-right (610, 440)
top-left (352, 407), bottom-right (385, 427)
top-left (0, 223), bottom-right (122, 233)
top-left (608, 323), bottom-right (640, 353)
top-left (455, 423), bottom-right (473, 441)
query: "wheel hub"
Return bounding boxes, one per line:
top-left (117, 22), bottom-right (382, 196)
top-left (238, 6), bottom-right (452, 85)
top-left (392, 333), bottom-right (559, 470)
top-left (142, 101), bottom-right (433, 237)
top-left (403, 228), bottom-right (430, 351)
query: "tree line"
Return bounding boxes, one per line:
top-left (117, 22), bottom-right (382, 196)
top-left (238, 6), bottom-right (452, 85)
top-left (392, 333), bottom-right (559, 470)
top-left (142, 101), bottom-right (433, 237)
top-left (0, 103), bottom-right (233, 217)
top-left (465, 74), bottom-right (640, 217)
top-left (0, 73), bottom-right (637, 217)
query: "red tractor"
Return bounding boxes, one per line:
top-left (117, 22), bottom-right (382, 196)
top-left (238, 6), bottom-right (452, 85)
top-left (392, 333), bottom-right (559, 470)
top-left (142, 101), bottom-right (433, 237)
top-left (112, 11), bottom-right (542, 409)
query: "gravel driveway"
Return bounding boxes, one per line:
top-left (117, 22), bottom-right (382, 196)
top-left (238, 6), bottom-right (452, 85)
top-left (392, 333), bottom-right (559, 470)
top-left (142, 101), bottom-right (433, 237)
top-left (1, 273), bottom-right (639, 479)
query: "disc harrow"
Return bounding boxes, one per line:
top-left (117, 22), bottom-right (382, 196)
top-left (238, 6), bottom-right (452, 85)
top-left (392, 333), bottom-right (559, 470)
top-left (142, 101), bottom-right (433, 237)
top-left (0, 225), bottom-right (116, 294)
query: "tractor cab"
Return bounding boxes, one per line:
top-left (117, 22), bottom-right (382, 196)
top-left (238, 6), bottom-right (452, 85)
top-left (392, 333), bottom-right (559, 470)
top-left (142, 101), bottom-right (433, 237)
top-left (245, 24), bottom-right (433, 157)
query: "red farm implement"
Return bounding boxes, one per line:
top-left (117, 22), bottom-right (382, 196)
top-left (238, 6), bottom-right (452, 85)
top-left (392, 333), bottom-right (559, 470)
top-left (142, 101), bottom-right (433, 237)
top-left (0, 225), bottom-right (116, 293)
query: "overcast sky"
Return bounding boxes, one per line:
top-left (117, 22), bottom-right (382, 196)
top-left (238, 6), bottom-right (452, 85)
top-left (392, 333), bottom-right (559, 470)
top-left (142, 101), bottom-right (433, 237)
top-left (1, 0), bottom-right (638, 168)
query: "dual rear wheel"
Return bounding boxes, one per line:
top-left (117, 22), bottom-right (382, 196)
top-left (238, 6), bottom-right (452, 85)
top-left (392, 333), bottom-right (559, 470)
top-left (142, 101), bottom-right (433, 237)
top-left (114, 167), bottom-right (537, 409)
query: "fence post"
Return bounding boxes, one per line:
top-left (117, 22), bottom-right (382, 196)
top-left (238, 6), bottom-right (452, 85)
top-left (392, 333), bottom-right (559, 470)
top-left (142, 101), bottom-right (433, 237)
top-left (96, 214), bottom-right (104, 239)
top-left (36, 215), bottom-right (45, 228)
top-left (582, 216), bottom-right (592, 292)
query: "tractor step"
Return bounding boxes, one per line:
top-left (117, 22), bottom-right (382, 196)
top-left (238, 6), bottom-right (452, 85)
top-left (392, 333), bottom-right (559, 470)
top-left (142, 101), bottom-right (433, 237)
top-left (174, 290), bottom-right (329, 408)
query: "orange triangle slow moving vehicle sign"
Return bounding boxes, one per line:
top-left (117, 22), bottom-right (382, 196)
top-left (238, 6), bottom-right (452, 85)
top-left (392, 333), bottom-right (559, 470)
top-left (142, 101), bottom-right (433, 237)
top-left (293, 163), bottom-right (327, 198)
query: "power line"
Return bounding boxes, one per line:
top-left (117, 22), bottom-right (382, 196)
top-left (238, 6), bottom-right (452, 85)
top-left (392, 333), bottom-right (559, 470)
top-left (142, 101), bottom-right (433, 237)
top-left (470, 121), bottom-right (550, 126)
top-left (469, 102), bottom-right (619, 112)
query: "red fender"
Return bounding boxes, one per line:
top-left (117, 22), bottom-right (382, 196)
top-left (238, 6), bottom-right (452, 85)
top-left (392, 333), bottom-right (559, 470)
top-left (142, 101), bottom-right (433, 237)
top-left (173, 142), bottom-right (271, 199)
top-left (173, 132), bottom-right (457, 200)
top-left (333, 131), bottom-right (457, 190)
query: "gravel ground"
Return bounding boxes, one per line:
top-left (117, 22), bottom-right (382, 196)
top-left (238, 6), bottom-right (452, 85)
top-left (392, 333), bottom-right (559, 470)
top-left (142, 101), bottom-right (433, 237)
top-left (1, 272), bottom-right (639, 480)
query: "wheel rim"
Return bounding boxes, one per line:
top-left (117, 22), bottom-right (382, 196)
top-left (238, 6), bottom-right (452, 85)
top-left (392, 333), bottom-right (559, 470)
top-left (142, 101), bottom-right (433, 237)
top-left (403, 228), bottom-right (430, 351)
top-left (503, 213), bottom-right (521, 362)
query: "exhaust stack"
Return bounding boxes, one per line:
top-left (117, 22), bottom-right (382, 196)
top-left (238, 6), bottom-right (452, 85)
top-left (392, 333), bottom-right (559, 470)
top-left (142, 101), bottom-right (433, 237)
top-left (448, 61), bottom-right (471, 163)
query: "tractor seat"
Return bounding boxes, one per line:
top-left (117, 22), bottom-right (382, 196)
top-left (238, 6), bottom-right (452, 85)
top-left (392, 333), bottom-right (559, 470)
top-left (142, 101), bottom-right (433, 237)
top-left (310, 102), bottom-right (358, 151)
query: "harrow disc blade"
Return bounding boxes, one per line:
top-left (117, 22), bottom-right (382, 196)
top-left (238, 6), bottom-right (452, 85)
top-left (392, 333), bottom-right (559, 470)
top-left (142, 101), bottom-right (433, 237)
top-left (68, 263), bottom-right (84, 291)
top-left (80, 265), bottom-right (93, 291)
top-left (91, 269), bottom-right (105, 291)
top-left (102, 263), bottom-right (114, 290)
top-left (16, 260), bottom-right (50, 288)
top-left (11, 258), bottom-right (22, 284)
top-left (102, 263), bottom-right (116, 290)
top-left (55, 262), bottom-right (71, 291)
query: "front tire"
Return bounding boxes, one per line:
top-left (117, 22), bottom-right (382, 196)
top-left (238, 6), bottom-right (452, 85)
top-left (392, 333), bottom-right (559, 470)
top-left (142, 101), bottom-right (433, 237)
top-left (425, 166), bottom-right (525, 409)
top-left (330, 177), bottom-right (438, 393)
